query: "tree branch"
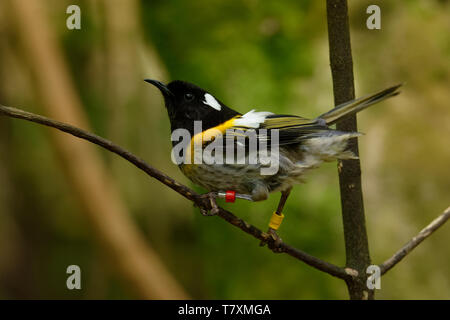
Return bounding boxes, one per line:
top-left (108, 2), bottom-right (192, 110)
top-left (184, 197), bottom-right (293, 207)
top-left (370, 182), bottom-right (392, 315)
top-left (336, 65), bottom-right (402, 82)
top-left (379, 206), bottom-right (450, 275)
top-left (0, 103), bottom-right (353, 281)
top-left (3, 102), bottom-right (449, 291)
top-left (326, 0), bottom-right (373, 299)
top-left (2, 101), bottom-right (449, 294)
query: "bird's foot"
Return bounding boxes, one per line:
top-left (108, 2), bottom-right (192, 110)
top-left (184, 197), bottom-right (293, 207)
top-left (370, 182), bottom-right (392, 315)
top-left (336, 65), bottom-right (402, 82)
top-left (260, 227), bottom-right (284, 253)
top-left (197, 192), bottom-right (219, 216)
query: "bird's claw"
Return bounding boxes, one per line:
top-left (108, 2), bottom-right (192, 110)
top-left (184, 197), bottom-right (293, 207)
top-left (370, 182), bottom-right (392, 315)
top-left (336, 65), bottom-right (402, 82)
top-left (197, 192), bottom-right (219, 216)
top-left (260, 228), bottom-right (284, 252)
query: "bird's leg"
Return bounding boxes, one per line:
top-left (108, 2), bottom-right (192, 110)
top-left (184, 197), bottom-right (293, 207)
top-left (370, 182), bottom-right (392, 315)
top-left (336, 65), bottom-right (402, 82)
top-left (217, 191), bottom-right (253, 202)
top-left (261, 187), bottom-right (292, 251)
top-left (196, 190), bottom-right (254, 216)
top-left (197, 192), bottom-right (219, 216)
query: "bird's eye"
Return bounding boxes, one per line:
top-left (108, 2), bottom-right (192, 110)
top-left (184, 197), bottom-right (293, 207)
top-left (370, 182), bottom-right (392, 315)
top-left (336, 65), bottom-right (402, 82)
top-left (184, 93), bottom-right (194, 101)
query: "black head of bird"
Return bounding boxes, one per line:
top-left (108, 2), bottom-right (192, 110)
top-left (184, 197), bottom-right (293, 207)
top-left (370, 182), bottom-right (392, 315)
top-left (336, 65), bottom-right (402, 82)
top-left (145, 79), bottom-right (239, 136)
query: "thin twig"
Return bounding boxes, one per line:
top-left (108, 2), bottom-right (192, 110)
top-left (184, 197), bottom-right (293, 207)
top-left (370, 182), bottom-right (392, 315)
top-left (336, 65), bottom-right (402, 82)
top-left (0, 104), bottom-right (352, 281)
top-left (379, 206), bottom-right (450, 275)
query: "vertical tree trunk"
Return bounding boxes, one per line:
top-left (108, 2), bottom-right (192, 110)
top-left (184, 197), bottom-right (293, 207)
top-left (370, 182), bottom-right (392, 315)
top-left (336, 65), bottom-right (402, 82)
top-left (326, 0), bottom-right (374, 300)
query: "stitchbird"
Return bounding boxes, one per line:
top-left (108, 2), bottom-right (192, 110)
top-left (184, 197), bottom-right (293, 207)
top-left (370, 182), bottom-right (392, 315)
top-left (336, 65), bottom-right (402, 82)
top-left (146, 79), bottom-right (401, 243)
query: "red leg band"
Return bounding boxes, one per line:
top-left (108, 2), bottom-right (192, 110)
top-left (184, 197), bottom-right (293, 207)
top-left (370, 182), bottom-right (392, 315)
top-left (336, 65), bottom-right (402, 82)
top-left (225, 190), bottom-right (236, 203)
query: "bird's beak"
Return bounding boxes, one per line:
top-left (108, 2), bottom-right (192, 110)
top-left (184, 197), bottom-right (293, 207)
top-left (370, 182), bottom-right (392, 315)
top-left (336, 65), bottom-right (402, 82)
top-left (144, 79), bottom-right (173, 98)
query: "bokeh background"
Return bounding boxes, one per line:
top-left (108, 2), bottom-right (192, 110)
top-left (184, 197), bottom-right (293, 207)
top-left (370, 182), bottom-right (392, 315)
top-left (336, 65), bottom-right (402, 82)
top-left (0, 0), bottom-right (449, 299)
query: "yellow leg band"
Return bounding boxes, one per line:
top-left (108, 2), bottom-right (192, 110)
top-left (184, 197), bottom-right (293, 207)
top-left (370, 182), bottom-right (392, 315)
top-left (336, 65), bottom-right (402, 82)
top-left (268, 212), bottom-right (285, 230)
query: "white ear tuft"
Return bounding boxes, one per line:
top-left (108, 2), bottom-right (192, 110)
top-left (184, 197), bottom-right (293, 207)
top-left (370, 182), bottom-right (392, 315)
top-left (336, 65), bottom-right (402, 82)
top-left (203, 93), bottom-right (222, 111)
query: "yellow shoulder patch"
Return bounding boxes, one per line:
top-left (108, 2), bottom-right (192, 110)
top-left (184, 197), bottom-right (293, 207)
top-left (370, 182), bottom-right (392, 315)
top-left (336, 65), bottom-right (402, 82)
top-left (185, 116), bottom-right (239, 164)
top-left (191, 116), bottom-right (238, 146)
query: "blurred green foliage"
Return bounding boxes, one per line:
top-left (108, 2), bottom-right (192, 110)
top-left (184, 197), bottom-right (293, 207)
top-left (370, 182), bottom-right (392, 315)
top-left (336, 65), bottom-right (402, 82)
top-left (0, 0), bottom-right (449, 299)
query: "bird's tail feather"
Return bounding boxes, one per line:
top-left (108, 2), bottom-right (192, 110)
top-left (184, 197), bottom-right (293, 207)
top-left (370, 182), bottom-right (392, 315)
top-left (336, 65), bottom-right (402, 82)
top-left (318, 83), bottom-right (402, 125)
